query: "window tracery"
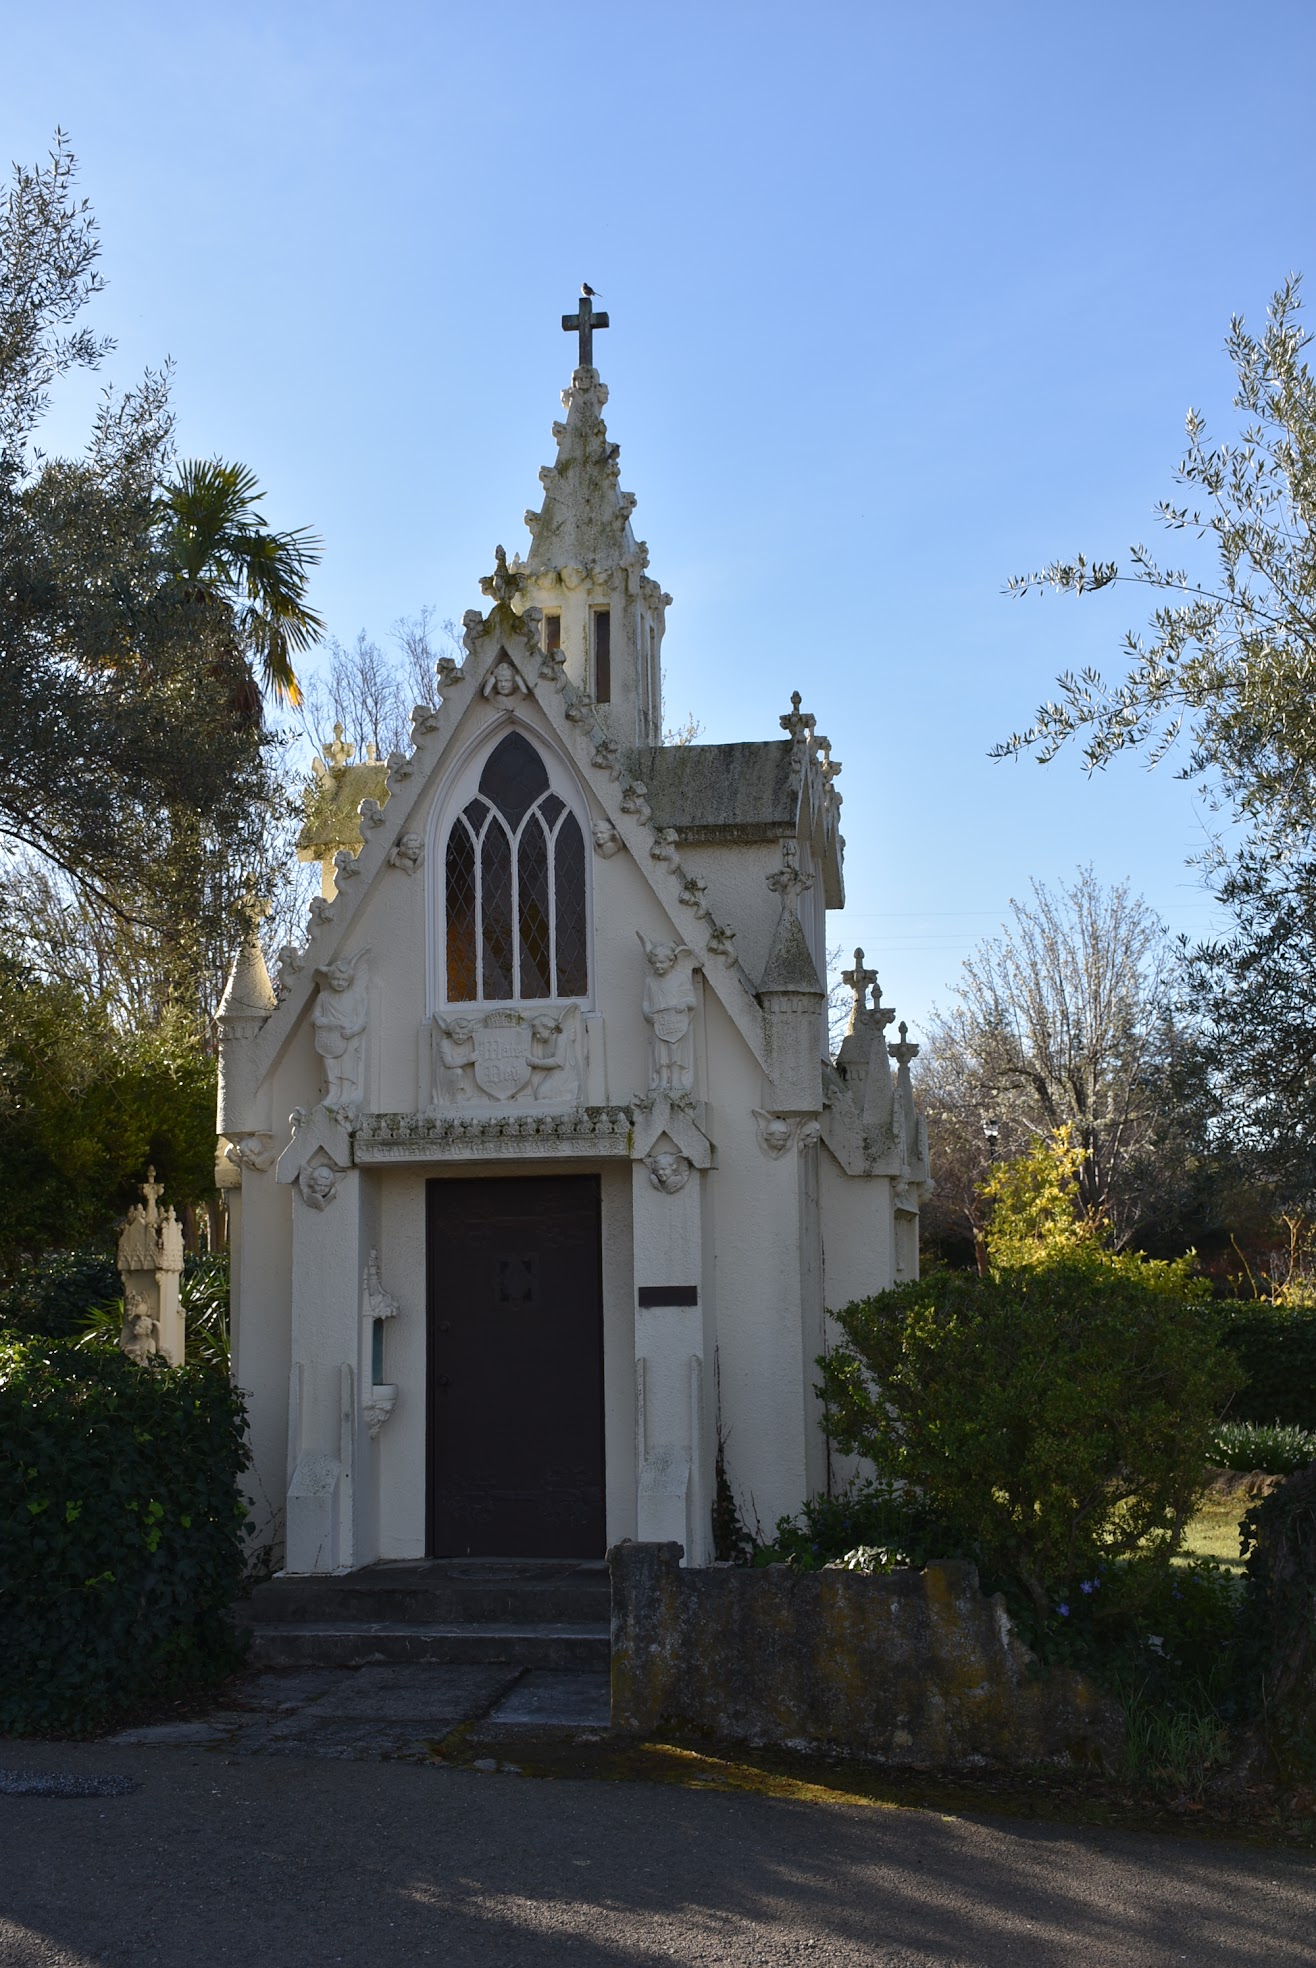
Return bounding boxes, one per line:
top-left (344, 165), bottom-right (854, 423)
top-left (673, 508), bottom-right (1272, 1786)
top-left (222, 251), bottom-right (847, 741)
top-left (443, 732), bottom-right (589, 1003)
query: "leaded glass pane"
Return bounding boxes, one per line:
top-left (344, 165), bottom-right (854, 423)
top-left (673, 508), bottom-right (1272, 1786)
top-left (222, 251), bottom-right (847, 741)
top-left (541, 791), bottom-right (565, 826)
top-left (479, 732), bottom-right (550, 828)
top-left (518, 813), bottom-right (553, 999)
top-left (554, 812), bottom-right (588, 997)
top-left (445, 822), bottom-right (478, 1001)
top-left (463, 797), bottom-right (489, 829)
top-left (480, 820), bottom-right (515, 998)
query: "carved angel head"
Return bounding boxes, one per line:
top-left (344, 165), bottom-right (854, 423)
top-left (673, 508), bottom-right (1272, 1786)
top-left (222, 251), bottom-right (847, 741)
top-left (638, 933), bottom-right (694, 976)
top-left (646, 1150), bottom-right (691, 1194)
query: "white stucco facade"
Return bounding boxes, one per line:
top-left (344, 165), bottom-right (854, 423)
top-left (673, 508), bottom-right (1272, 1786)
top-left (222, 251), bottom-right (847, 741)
top-left (218, 336), bottom-right (930, 1573)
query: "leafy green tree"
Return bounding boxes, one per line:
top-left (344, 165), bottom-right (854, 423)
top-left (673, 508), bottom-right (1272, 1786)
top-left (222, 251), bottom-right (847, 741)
top-left (996, 277), bottom-right (1316, 825)
top-left (0, 135), bottom-right (289, 937)
top-left (0, 956), bottom-right (217, 1270)
top-left (995, 280), bottom-right (1316, 1212)
top-left (980, 1127), bottom-right (1204, 1296)
top-left (161, 458), bottom-right (324, 710)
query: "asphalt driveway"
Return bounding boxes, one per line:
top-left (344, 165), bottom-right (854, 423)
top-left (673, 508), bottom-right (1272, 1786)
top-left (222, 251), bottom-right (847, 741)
top-left (0, 1664), bottom-right (1311, 1966)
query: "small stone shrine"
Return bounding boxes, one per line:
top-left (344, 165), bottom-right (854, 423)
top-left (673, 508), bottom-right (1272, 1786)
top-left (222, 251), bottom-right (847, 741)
top-left (217, 301), bottom-right (930, 1572)
top-left (116, 1167), bottom-right (185, 1364)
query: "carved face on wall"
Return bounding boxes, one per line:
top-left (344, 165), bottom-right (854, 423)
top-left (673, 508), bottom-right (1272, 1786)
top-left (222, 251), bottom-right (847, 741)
top-left (300, 1164), bottom-right (337, 1210)
top-left (761, 1117), bottom-right (794, 1155)
top-left (647, 943), bottom-right (680, 977)
top-left (323, 961), bottom-right (353, 993)
top-left (646, 1150), bottom-right (691, 1194)
top-left (490, 660), bottom-right (519, 696)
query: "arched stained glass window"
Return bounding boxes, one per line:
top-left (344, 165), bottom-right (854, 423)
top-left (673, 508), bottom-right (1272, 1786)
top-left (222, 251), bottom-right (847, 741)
top-left (444, 734), bottom-right (590, 1002)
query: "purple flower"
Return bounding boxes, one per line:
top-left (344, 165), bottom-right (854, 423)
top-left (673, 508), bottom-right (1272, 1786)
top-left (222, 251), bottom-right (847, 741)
top-left (1080, 1580), bottom-right (1095, 1595)
top-left (1056, 1603), bottom-right (1070, 1617)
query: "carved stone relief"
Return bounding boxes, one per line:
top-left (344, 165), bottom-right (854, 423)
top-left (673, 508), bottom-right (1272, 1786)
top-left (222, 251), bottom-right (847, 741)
top-left (225, 1133), bottom-right (275, 1173)
top-left (299, 1162), bottom-right (338, 1210)
top-left (387, 833), bottom-right (424, 875)
top-left (592, 819), bottom-right (622, 858)
top-left (481, 655), bottom-right (529, 699)
top-left (638, 934), bottom-right (699, 1097)
top-left (312, 949), bottom-right (370, 1118)
top-left (121, 1292), bottom-right (159, 1363)
top-left (429, 1005), bottom-right (582, 1110)
top-left (753, 1110), bottom-right (797, 1158)
top-left (645, 1149), bottom-right (691, 1194)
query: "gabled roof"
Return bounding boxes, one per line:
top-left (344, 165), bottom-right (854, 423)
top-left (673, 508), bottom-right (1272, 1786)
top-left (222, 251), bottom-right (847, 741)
top-left (247, 596), bottom-right (772, 1091)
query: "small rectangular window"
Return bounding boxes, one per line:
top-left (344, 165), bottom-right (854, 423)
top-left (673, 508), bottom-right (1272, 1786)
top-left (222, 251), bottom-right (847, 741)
top-left (543, 612), bottom-right (561, 652)
top-left (593, 609), bottom-right (611, 703)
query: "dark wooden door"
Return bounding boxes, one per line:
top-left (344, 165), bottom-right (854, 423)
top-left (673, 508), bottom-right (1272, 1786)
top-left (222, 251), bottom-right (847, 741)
top-left (426, 1174), bottom-right (605, 1558)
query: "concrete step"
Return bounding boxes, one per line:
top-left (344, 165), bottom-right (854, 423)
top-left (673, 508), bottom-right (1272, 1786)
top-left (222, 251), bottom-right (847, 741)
top-left (244, 1620), bottom-right (611, 1672)
top-left (244, 1560), bottom-right (610, 1632)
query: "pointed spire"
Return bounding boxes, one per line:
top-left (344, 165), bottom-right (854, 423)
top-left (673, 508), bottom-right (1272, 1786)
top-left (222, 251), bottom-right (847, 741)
top-left (760, 843), bottom-right (823, 998)
top-left (522, 361), bottom-right (638, 579)
top-left (218, 900), bottom-right (276, 1024)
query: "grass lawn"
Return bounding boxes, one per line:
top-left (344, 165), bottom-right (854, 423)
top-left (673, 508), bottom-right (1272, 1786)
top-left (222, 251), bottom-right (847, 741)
top-left (1177, 1471), bottom-right (1280, 1574)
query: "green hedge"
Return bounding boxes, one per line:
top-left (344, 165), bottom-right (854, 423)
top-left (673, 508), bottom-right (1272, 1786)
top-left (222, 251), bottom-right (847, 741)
top-left (1212, 1305), bottom-right (1316, 1429)
top-left (0, 1252), bottom-right (120, 1340)
top-left (0, 1339), bottom-right (250, 1734)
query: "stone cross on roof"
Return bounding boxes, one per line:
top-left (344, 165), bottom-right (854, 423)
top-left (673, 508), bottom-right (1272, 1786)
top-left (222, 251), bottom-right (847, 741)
top-left (842, 947), bottom-right (878, 1013)
top-left (562, 292), bottom-right (609, 368)
top-left (140, 1165), bottom-right (165, 1223)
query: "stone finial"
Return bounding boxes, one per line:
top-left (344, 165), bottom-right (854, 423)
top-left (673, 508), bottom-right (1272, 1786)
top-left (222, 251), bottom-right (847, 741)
top-left (888, 1020), bottom-right (919, 1068)
top-left (480, 544), bottom-right (521, 606)
top-left (842, 947), bottom-right (878, 1014)
top-left (322, 722), bottom-right (354, 770)
top-left (766, 839), bottom-right (813, 912)
top-left (140, 1165), bottom-right (165, 1223)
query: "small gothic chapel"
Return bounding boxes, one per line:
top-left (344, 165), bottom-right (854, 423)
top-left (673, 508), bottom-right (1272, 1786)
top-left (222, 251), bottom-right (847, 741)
top-left (217, 299), bottom-right (930, 1572)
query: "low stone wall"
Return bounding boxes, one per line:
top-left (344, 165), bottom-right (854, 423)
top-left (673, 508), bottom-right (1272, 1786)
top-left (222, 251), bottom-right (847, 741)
top-left (608, 1541), bottom-right (1123, 1771)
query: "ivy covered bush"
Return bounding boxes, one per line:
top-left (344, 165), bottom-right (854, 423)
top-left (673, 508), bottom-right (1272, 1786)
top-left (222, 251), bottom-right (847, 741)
top-left (0, 1251), bottom-right (119, 1341)
top-left (0, 1339), bottom-right (250, 1734)
top-left (820, 1264), bottom-right (1238, 1624)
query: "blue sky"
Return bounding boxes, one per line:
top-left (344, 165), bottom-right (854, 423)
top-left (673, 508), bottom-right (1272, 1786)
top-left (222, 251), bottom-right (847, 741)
top-left (6, 1), bottom-right (1315, 1030)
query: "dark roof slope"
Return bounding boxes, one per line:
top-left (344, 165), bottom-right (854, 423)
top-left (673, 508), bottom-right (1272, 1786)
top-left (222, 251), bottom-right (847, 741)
top-left (630, 740), bottom-right (797, 844)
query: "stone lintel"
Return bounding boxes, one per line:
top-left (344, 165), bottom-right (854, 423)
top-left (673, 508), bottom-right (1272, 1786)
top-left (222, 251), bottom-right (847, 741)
top-left (353, 1105), bottom-right (635, 1165)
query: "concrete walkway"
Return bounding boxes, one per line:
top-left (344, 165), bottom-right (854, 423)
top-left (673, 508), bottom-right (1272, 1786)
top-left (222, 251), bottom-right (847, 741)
top-left (0, 1665), bottom-right (1311, 1966)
